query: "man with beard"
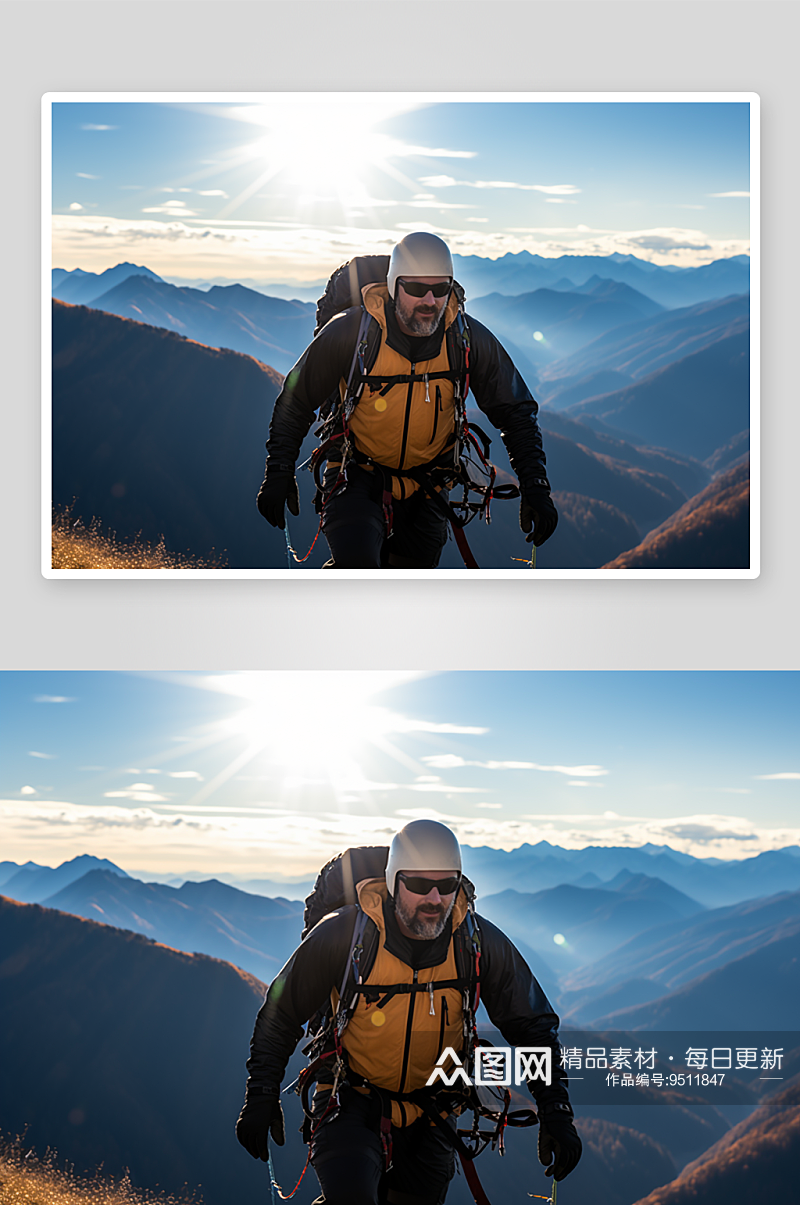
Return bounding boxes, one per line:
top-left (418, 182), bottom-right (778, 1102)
top-left (256, 232), bottom-right (557, 568)
top-left (236, 820), bottom-right (581, 1205)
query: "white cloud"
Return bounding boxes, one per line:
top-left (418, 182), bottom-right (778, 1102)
top-left (69, 203), bottom-right (83, 211)
top-left (198, 189), bottom-right (229, 198)
top-left (168, 770), bottom-right (204, 780)
top-left (142, 201), bottom-right (200, 217)
top-left (3, 797), bottom-right (799, 878)
top-left (408, 201), bottom-right (477, 211)
top-left (418, 176), bottom-right (580, 195)
top-left (421, 754), bottom-right (607, 777)
top-left (410, 783), bottom-right (484, 794)
top-left (80, 124), bottom-right (117, 131)
top-left (399, 146), bottom-right (476, 159)
top-left (28, 751), bottom-right (56, 760)
top-left (34, 695), bottom-right (75, 703)
top-left (51, 213), bottom-right (749, 282)
top-left (104, 783), bottom-right (171, 803)
top-left (708, 191), bottom-right (750, 198)
top-left (754, 772), bottom-right (800, 780)
top-left (476, 802), bottom-right (502, 809)
top-left (715, 787), bottom-right (753, 794)
top-left (76, 173), bottom-right (99, 180)
top-left (20, 786), bottom-right (37, 796)
top-left (391, 720), bottom-right (490, 736)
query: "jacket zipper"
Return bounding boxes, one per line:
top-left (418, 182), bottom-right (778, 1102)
top-left (399, 969), bottom-right (418, 1092)
top-left (430, 385), bottom-right (441, 445)
top-left (399, 363), bottom-right (415, 469)
top-left (437, 995), bottom-right (448, 1053)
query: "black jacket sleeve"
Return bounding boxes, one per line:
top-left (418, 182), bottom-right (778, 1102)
top-left (265, 308), bottom-right (365, 468)
top-left (245, 907), bottom-right (358, 1095)
top-left (466, 316), bottom-right (551, 498)
top-left (476, 914), bottom-right (572, 1110)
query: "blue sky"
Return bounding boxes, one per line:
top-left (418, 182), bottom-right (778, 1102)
top-left (1, 671), bottom-right (796, 877)
top-left (50, 96), bottom-right (751, 283)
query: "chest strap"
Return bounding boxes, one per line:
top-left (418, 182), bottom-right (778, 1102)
top-left (355, 977), bottom-right (468, 1009)
top-left (361, 368), bottom-right (457, 396)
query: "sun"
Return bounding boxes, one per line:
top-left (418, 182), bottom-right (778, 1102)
top-left (183, 671), bottom-right (431, 800)
top-left (206, 100), bottom-right (428, 219)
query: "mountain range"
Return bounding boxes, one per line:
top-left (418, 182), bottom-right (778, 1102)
top-left (563, 329), bottom-right (749, 461)
top-left (452, 250), bottom-right (750, 310)
top-left (479, 875), bottom-right (705, 972)
top-left (603, 460), bottom-right (750, 570)
top-left (0, 894), bottom-right (270, 1205)
top-left (459, 842), bottom-right (800, 908)
top-left (52, 262), bottom-right (164, 305)
top-left (559, 887), bottom-right (800, 1013)
top-left (43, 869), bottom-right (304, 983)
top-left (538, 293), bottom-right (749, 401)
top-left (468, 278), bottom-right (665, 363)
top-left (65, 273), bottom-right (316, 377)
top-left (0, 853), bottom-right (129, 900)
top-left (4, 845), bottom-right (799, 1032)
top-left (52, 299), bottom-right (284, 567)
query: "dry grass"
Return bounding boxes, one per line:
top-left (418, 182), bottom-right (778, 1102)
top-left (51, 507), bottom-right (226, 570)
top-left (0, 1134), bottom-right (200, 1205)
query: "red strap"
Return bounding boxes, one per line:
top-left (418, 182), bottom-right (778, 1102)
top-left (453, 524), bottom-right (480, 569)
top-left (458, 1151), bottom-right (493, 1205)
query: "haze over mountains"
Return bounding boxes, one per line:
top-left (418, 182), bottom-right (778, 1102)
top-left (3, 840), bottom-right (798, 1031)
top-left (51, 252), bottom-right (751, 569)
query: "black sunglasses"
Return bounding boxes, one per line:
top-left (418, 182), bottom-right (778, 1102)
top-left (397, 873), bottom-right (461, 896)
top-left (398, 279), bottom-right (452, 299)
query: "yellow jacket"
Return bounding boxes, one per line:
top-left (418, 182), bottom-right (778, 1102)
top-left (337, 877), bottom-right (469, 1125)
top-left (344, 285), bottom-right (462, 500)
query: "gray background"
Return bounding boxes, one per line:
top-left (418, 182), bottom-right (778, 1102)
top-left (3, 1), bottom-right (795, 670)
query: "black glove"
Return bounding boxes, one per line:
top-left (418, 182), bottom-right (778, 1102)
top-left (537, 1108), bottom-right (582, 1182)
top-left (236, 1091), bottom-right (285, 1160)
top-left (520, 490), bottom-right (558, 547)
top-left (256, 468), bottom-right (300, 529)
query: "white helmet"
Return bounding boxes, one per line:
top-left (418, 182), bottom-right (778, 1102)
top-left (385, 819), bottom-right (462, 897)
top-left (387, 232), bottom-right (454, 300)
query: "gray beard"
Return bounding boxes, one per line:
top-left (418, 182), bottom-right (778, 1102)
top-left (394, 296), bottom-right (446, 338)
top-left (394, 892), bottom-right (455, 939)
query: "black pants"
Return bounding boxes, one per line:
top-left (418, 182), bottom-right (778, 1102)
top-left (320, 463), bottom-right (449, 569)
top-left (309, 1086), bottom-right (456, 1205)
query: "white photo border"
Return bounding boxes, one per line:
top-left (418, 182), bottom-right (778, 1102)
top-left (41, 91), bottom-right (760, 581)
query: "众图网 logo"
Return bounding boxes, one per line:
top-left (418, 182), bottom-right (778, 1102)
top-left (426, 1046), bottom-right (552, 1088)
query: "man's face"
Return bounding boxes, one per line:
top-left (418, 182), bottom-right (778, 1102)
top-left (393, 276), bottom-right (452, 338)
top-left (394, 869), bottom-right (459, 940)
